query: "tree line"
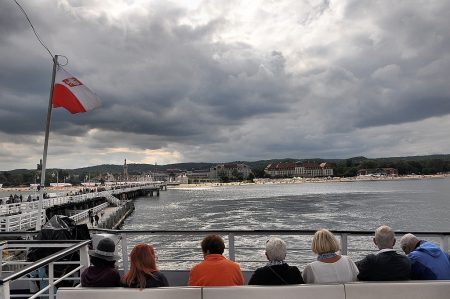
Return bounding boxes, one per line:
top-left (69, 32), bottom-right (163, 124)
top-left (1, 156), bottom-right (450, 187)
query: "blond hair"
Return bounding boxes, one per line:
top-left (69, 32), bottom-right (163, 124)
top-left (311, 229), bottom-right (340, 254)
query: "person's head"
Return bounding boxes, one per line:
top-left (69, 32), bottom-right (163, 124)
top-left (311, 229), bottom-right (340, 255)
top-left (400, 233), bottom-right (420, 254)
top-left (123, 243), bottom-right (158, 289)
top-left (373, 225), bottom-right (395, 250)
top-left (265, 237), bottom-right (287, 262)
top-left (88, 237), bottom-right (119, 264)
top-left (201, 235), bottom-right (225, 255)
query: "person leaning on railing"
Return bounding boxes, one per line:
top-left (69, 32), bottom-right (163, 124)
top-left (356, 225), bottom-right (411, 281)
top-left (188, 234), bottom-right (244, 286)
top-left (121, 243), bottom-right (169, 289)
top-left (81, 238), bottom-right (121, 287)
top-left (248, 237), bottom-right (304, 285)
top-left (302, 229), bottom-right (359, 284)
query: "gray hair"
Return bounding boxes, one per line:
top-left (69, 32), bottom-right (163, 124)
top-left (265, 237), bottom-right (287, 261)
top-left (374, 225), bottom-right (395, 249)
top-left (400, 233), bottom-right (420, 254)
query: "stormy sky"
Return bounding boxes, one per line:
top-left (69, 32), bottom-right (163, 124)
top-left (1, 0), bottom-right (450, 171)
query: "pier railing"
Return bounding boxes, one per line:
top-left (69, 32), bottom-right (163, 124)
top-left (0, 183), bottom-right (164, 217)
top-left (69, 202), bottom-right (109, 223)
top-left (0, 183), bottom-right (165, 232)
top-left (1, 229), bottom-right (450, 299)
top-left (0, 211), bottom-right (46, 232)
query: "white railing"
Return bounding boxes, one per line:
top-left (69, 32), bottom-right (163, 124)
top-left (0, 240), bottom-right (90, 299)
top-left (0, 210), bottom-right (46, 232)
top-left (1, 229), bottom-right (450, 299)
top-left (0, 183), bottom-right (163, 217)
top-left (0, 184), bottom-right (164, 231)
top-left (104, 194), bottom-right (121, 206)
top-left (69, 202), bottom-right (109, 222)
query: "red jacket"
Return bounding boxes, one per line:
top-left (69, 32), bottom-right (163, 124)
top-left (188, 254), bottom-right (244, 286)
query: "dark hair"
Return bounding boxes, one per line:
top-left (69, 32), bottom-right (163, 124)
top-left (201, 235), bottom-right (225, 254)
top-left (90, 256), bottom-right (116, 268)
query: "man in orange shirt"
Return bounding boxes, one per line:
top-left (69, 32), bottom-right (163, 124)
top-left (188, 234), bottom-right (244, 286)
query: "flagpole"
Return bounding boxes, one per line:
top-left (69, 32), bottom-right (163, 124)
top-left (37, 55), bottom-right (59, 231)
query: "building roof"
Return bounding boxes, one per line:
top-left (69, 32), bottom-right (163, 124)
top-left (265, 162), bottom-right (298, 171)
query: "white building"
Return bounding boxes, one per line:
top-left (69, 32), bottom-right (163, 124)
top-left (265, 161), bottom-right (333, 178)
top-left (209, 163), bottom-right (253, 180)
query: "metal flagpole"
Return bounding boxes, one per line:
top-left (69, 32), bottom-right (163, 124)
top-left (37, 55), bottom-right (59, 231)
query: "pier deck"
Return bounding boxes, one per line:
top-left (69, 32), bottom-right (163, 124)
top-left (77, 206), bottom-right (120, 228)
top-left (0, 182), bottom-right (165, 232)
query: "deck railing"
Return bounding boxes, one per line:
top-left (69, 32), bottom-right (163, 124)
top-left (1, 229), bottom-right (450, 299)
top-left (0, 239), bottom-right (90, 299)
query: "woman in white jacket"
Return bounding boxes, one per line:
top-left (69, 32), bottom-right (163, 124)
top-left (302, 229), bottom-right (358, 284)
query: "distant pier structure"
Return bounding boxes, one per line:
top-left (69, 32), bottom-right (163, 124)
top-left (0, 182), bottom-right (166, 232)
top-left (124, 159), bottom-right (129, 181)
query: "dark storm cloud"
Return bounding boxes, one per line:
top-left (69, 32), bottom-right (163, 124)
top-left (334, 0), bottom-right (450, 128)
top-left (53, 18), bottom-right (295, 143)
top-left (1, 0), bottom-right (450, 170)
top-left (0, 1), bottom-right (28, 39)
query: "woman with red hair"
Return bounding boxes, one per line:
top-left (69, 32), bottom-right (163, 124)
top-left (122, 243), bottom-right (169, 289)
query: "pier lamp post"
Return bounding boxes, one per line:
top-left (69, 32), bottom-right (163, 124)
top-left (52, 171), bottom-right (59, 185)
top-left (35, 175), bottom-right (39, 198)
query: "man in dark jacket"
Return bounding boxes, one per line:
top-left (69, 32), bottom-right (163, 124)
top-left (356, 225), bottom-right (411, 281)
top-left (400, 233), bottom-right (450, 280)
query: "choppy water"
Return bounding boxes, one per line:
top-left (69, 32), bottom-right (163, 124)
top-left (118, 178), bottom-right (450, 270)
top-left (123, 178), bottom-right (450, 231)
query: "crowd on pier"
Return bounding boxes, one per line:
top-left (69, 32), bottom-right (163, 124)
top-left (0, 188), bottom-right (107, 206)
top-left (80, 226), bottom-right (450, 289)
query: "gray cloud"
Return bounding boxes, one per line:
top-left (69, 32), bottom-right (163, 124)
top-left (1, 0), bottom-right (450, 170)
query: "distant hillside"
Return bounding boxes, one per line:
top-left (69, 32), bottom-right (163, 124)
top-left (2, 154), bottom-right (450, 187)
top-left (4, 154), bottom-right (450, 174)
top-left (66, 162), bottom-right (217, 175)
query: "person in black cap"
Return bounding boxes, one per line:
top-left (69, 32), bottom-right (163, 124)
top-left (81, 237), bottom-right (121, 287)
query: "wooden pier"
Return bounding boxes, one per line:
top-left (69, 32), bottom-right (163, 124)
top-left (0, 182), bottom-right (166, 232)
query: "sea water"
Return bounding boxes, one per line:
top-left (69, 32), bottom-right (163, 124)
top-left (119, 178), bottom-right (450, 270)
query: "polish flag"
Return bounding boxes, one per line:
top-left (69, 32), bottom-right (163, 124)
top-left (52, 67), bottom-right (101, 114)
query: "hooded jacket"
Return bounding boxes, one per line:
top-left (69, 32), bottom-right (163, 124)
top-left (81, 266), bottom-right (121, 287)
top-left (408, 241), bottom-right (450, 280)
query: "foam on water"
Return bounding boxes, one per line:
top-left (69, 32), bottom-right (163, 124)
top-left (119, 178), bottom-right (450, 270)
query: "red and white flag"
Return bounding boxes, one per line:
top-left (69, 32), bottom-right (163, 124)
top-left (52, 67), bottom-right (101, 114)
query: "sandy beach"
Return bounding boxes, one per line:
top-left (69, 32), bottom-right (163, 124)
top-left (171, 174), bottom-right (449, 189)
top-left (1, 174), bottom-right (448, 193)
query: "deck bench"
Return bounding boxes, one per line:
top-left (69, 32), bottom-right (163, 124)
top-left (344, 281), bottom-right (450, 299)
top-left (57, 287), bottom-right (201, 299)
top-left (56, 281), bottom-right (450, 299)
top-left (56, 284), bottom-right (345, 299)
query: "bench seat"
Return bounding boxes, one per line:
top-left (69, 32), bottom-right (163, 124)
top-left (57, 281), bottom-right (450, 299)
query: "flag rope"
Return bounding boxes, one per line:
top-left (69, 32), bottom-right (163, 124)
top-left (13, 0), bottom-right (54, 59)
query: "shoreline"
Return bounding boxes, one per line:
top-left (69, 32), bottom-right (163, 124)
top-left (1, 174), bottom-right (448, 193)
top-left (171, 174), bottom-right (449, 189)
